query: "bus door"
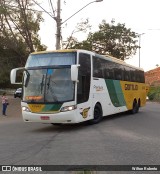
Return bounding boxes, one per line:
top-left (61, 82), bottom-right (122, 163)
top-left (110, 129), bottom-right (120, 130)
top-left (77, 53), bottom-right (92, 121)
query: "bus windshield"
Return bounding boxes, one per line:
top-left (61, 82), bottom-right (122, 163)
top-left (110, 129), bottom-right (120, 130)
top-left (23, 52), bottom-right (76, 103)
top-left (23, 68), bottom-right (74, 103)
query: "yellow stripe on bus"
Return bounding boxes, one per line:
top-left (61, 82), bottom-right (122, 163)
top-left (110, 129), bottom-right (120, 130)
top-left (120, 81), bottom-right (147, 110)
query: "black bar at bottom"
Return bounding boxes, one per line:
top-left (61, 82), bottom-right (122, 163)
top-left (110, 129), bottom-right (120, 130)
top-left (0, 165), bottom-right (159, 171)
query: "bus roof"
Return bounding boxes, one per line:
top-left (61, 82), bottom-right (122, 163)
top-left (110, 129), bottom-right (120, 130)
top-left (30, 49), bottom-right (77, 55)
top-left (30, 49), bottom-right (144, 71)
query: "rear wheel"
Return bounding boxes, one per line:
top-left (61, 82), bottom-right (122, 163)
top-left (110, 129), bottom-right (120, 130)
top-left (130, 100), bottom-right (139, 114)
top-left (89, 104), bottom-right (102, 124)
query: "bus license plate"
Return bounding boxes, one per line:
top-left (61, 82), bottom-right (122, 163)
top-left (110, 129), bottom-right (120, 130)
top-left (40, 116), bottom-right (50, 120)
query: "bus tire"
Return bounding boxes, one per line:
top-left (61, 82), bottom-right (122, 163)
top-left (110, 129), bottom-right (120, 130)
top-left (89, 104), bottom-right (102, 124)
top-left (131, 100), bottom-right (139, 114)
top-left (137, 99), bottom-right (141, 113)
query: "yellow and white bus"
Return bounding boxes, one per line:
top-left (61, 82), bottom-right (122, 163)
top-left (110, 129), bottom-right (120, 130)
top-left (10, 49), bottom-right (147, 124)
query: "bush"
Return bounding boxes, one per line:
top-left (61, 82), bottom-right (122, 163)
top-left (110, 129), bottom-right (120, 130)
top-left (148, 92), bottom-right (156, 100)
top-left (148, 86), bottom-right (160, 101)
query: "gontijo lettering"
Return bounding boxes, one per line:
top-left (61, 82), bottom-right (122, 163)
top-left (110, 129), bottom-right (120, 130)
top-left (125, 84), bottom-right (138, 90)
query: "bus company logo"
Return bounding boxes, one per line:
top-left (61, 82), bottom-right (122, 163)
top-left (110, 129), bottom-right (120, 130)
top-left (94, 85), bottom-right (104, 91)
top-left (125, 84), bottom-right (138, 90)
top-left (80, 107), bottom-right (90, 118)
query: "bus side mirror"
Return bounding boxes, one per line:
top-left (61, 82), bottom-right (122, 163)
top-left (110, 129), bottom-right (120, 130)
top-left (10, 67), bottom-right (24, 84)
top-left (71, 65), bottom-right (80, 82)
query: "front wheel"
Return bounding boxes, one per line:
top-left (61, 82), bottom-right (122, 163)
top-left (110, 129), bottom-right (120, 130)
top-left (89, 104), bottom-right (102, 124)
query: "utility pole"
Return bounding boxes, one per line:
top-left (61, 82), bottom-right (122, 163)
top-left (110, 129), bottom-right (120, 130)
top-left (55, 0), bottom-right (61, 50)
top-left (33, 0), bottom-right (103, 50)
top-left (137, 33), bottom-right (145, 68)
top-left (55, 0), bottom-right (103, 50)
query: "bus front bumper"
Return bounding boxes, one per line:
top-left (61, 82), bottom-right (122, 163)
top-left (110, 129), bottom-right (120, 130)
top-left (22, 110), bottom-right (78, 124)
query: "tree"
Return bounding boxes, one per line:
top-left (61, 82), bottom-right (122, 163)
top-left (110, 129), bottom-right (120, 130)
top-left (65, 20), bottom-right (139, 60)
top-left (156, 64), bottom-right (159, 68)
top-left (62, 18), bottom-right (91, 49)
top-left (0, 0), bottom-right (47, 86)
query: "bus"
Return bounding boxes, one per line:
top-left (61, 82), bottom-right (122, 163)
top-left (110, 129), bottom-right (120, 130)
top-left (10, 49), bottom-right (147, 124)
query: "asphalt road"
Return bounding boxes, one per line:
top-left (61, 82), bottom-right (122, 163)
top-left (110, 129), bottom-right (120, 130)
top-left (0, 97), bottom-right (160, 174)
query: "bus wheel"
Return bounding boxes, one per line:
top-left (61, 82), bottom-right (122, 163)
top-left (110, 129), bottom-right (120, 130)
top-left (131, 100), bottom-right (139, 114)
top-left (89, 104), bottom-right (102, 124)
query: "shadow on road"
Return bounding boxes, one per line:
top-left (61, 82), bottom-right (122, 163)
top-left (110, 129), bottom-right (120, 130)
top-left (0, 95), bottom-right (146, 133)
top-left (29, 110), bottom-right (144, 133)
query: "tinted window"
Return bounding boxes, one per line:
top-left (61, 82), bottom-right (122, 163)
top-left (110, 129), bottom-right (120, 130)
top-left (93, 56), bottom-right (103, 78)
top-left (93, 56), bottom-right (115, 79)
top-left (93, 56), bottom-right (145, 83)
top-left (105, 60), bottom-right (115, 79)
top-left (114, 64), bottom-right (124, 80)
top-left (124, 66), bottom-right (131, 81)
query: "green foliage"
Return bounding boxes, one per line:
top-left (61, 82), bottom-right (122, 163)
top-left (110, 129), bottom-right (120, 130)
top-left (0, 0), bottom-right (47, 87)
top-left (64, 20), bottom-right (139, 60)
top-left (148, 86), bottom-right (160, 101)
top-left (63, 18), bottom-right (91, 49)
top-left (148, 92), bottom-right (156, 100)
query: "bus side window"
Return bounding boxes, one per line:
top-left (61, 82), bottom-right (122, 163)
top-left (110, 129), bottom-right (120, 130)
top-left (124, 66), bottom-right (131, 81)
top-left (140, 71), bottom-right (145, 83)
top-left (105, 60), bottom-right (114, 79)
top-left (93, 56), bottom-right (103, 78)
top-left (130, 69), bottom-right (136, 82)
top-left (115, 68), bottom-right (121, 80)
top-left (114, 63), bottom-right (123, 80)
top-left (135, 70), bottom-right (140, 82)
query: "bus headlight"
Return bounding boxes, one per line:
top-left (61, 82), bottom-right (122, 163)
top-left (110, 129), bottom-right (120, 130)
top-left (22, 106), bottom-right (30, 112)
top-left (60, 105), bottom-right (77, 112)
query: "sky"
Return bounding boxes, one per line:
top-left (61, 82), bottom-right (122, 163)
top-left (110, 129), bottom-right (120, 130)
top-left (38, 0), bottom-right (160, 72)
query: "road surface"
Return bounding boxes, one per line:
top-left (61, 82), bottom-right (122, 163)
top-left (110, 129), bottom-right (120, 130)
top-left (0, 97), bottom-right (160, 173)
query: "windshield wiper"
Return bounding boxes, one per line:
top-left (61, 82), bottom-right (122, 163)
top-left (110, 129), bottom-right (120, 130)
top-left (46, 75), bottom-right (58, 102)
top-left (47, 75), bottom-right (51, 90)
top-left (47, 76), bottom-right (57, 90)
top-left (40, 75), bottom-right (44, 94)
